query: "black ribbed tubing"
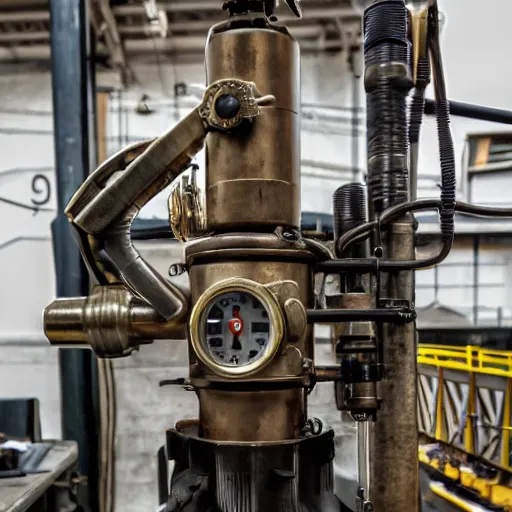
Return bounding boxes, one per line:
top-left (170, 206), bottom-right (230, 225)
top-left (429, 1), bottom-right (456, 247)
top-left (364, 0), bottom-right (413, 215)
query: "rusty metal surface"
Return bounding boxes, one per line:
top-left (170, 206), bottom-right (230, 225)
top-left (370, 221), bottom-right (419, 511)
top-left (189, 259), bottom-right (314, 440)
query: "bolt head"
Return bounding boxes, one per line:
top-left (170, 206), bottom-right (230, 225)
top-left (215, 94), bottom-right (241, 120)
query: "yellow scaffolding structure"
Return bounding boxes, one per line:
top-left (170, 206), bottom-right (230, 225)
top-left (418, 344), bottom-right (512, 510)
top-left (418, 344), bottom-right (512, 471)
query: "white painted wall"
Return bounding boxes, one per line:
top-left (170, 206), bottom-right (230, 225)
top-left (1, 0), bottom-right (512, 508)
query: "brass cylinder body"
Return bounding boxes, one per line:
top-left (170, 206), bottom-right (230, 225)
top-left (205, 22), bottom-right (300, 230)
top-left (198, 388), bottom-right (305, 441)
top-left (189, 259), bottom-right (313, 441)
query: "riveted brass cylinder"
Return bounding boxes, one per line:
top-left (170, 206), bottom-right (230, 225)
top-left (205, 21), bottom-right (300, 230)
top-left (189, 259), bottom-right (312, 441)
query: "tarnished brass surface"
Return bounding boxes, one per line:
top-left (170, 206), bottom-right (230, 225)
top-left (73, 109), bottom-right (206, 235)
top-left (189, 260), bottom-right (313, 373)
top-left (370, 221), bottom-right (419, 511)
top-left (198, 388), bottom-right (305, 441)
top-left (185, 230), bottom-right (331, 265)
top-left (314, 366), bottom-right (343, 382)
top-left (190, 260), bottom-right (312, 306)
top-left (65, 139), bottom-right (154, 222)
top-left (205, 24), bottom-right (300, 229)
top-left (44, 285), bottom-right (187, 357)
top-left (207, 178), bottom-right (300, 229)
top-left (189, 260), bottom-right (312, 441)
top-left (198, 78), bottom-right (276, 131)
top-left (283, 298), bottom-right (307, 341)
top-left (409, 3), bottom-right (429, 83)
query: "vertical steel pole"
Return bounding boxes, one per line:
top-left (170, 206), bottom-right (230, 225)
top-left (363, 0), bottom-right (419, 508)
top-left (50, 1), bottom-right (99, 510)
top-left (473, 235), bottom-right (480, 325)
top-left (370, 220), bottom-right (419, 511)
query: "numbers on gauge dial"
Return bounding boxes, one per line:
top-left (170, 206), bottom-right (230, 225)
top-left (204, 291), bottom-right (271, 367)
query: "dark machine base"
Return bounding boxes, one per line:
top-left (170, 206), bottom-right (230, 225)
top-left (164, 422), bottom-right (349, 512)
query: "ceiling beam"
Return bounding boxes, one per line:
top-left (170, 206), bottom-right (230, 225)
top-left (0, 10), bottom-right (48, 22)
top-left (0, 36), bottom-right (358, 62)
top-left (88, 0), bottom-right (130, 82)
top-left (112, 3), bottom-right (358, 20)
top-left (119, 23), bottom-right (329, 39)
top-left (0, 4), bottom-right (360, 23)
top-left (0, 30), bottom-right (48, 42)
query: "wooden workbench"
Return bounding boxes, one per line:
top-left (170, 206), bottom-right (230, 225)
top-left (0, 441), bottom-right (78, 512)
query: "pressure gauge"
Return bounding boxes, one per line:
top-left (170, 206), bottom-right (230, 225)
top-left (190, 278), bottom-right (284, 378)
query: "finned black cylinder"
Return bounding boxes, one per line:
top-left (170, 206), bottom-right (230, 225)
top-left (333, 183), bottom-right (368, 259)
top-left (333, 183), bottom-right (369, 292)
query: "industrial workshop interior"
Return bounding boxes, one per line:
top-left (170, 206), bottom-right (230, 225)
top-left (1, 0), bottom-right (512, 511)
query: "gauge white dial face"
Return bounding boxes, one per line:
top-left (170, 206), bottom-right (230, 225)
top-left (204, 291), bottom-right (271, 367)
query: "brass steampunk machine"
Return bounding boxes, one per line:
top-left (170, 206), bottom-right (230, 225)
top-left (43, 0), bottom-right (511, 510)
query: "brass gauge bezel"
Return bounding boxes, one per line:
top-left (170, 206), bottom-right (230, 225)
top-left (189, 278), bottom-right (284, 378)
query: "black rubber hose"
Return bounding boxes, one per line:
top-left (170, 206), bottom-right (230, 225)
top-left (336, 198), bottom-right (512, 264)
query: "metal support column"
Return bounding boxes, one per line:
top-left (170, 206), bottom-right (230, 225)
top-left (473, 235), bottom-right (480, 325)
top-left (370, 221), bottom-right (419, 511)
top-left (50, 1), bottom-right (99, 510)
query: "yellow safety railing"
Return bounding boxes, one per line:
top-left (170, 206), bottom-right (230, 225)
top-left (418, 344), bottom-right (512, 472)
top-left (418, 344), bottom-right (512, 378)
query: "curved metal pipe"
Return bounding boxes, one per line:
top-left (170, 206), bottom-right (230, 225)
top-left (103, 205), bottom-right (189, 321)
top-left (67, 109), bottom-right (207, 320)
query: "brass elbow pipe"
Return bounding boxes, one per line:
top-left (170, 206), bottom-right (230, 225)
top-left (44, 285), bottom-right (187, 358)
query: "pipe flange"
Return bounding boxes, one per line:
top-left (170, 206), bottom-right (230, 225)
top-left (84, 286), bottom-right (134, 358)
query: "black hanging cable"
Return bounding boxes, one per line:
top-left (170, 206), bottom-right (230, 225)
top-left (429, 0), bottom-right (456, 258)
top-left (337, 198), bottom-right (512, 260)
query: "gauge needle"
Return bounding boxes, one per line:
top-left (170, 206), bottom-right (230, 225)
top-left (228, 313), bottom-right (244, 350)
